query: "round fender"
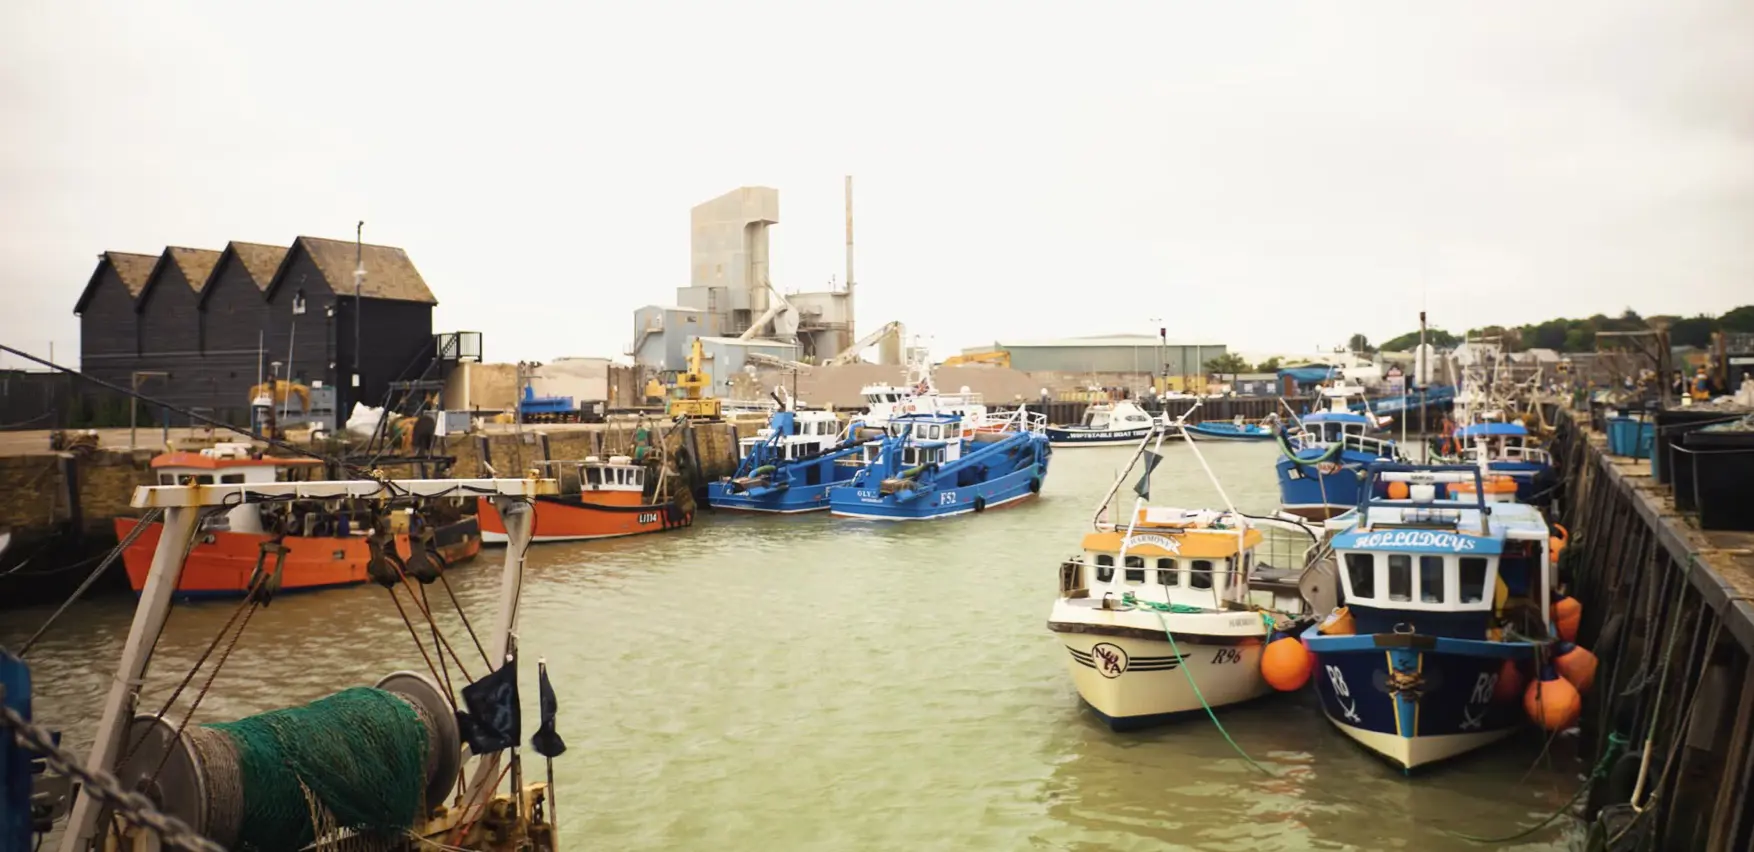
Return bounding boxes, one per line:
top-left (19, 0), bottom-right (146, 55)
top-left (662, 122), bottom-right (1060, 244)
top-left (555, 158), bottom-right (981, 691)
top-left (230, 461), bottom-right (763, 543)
top-left (973, 496), bottom-right (987, 513)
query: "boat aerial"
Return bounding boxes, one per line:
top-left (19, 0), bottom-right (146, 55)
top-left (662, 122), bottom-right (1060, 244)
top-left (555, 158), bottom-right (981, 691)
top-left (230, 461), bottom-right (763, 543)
top-left (1048, 409), bottom-right (1320, 730)
top-left (1047, 398), bottom-right (1159, 447)
top-left (829, 407), bottom-right (1050, 520)
top-left (116, 444), bottom-right (481, 598)
top-left (1275, 385), bottom-right (1403, 520)
top-left (1302, 463), bottom-right (1565, 770)
top-left (708, 405), bottom-right (867, 513)
top-left (477, 454), bottom-right (691, 542)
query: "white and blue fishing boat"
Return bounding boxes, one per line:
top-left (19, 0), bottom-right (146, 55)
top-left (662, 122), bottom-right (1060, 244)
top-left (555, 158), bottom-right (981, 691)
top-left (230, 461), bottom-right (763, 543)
top-left (1185, 416), bottom-right (1277, 442)
top-left (1047, 399), bottom-right (1159, 447)
top-left (707, 407), bottom-right (866, 513)
top-left (829, 408), bottom-right (1050, 520)
top-left (1303, 463), bottom-right (1555, 770)
top-left (1275, 388), bottom-right (1402, 520)
top-left (1452, 422), bottom-right (1556, 504)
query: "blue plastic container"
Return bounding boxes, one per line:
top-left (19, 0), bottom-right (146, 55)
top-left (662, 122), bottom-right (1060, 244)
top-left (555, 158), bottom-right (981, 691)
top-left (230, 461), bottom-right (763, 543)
top-left (1607, 416), bottom-right (1656, 459)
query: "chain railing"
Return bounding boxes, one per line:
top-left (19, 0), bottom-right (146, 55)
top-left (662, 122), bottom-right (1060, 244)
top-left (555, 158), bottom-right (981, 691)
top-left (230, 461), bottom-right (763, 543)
top-left (1, 685), bottom-right (228, 852)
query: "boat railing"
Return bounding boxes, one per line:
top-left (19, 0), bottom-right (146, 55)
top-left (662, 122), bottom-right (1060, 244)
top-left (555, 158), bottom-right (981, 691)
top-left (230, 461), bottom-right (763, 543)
top-left (1290, 429), bottom-right (1399, 459)
top-left (969, 407), bottom-right (1046, 436)
top-left (1459, 443), bottom-right (1551, 466)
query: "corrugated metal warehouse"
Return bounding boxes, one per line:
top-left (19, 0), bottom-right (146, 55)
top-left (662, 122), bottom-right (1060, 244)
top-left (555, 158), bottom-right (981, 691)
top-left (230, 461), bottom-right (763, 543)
top-left (961, 335), bottom-right (1229, 376)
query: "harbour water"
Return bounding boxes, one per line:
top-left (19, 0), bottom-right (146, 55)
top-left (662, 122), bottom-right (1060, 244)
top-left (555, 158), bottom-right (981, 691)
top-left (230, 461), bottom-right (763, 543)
top-left (5, 441), bottom-right (1586, 850)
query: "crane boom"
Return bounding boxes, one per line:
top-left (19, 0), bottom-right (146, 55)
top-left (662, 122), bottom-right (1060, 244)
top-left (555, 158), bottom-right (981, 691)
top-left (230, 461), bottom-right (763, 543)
top-left (825, 321), bottom-right (904, 366)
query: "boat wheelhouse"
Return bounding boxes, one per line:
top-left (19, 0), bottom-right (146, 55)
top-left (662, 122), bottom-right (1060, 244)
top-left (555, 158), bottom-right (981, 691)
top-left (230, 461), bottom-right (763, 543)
top-left (1046, 399), bottom-right (1158, 447)
top-left (707, 409), bottom-right (864, 513)
top-left (829, 408), bottom-right (1049, 520)
top-left (1453, 422), bottom-right (1554, 503)
top-left (116, 444), bottom-right (482, 598)
top-left (1275, 409), bottom-right (1401, 520)
top-left (477, 454), bottom-right (691, 542)
top-left (1303, 464), bottom-right (1555, 770)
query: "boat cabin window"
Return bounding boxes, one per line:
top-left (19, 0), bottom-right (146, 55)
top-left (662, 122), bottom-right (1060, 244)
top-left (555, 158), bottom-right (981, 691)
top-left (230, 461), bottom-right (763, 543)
top-left (1094, 554), bottom-right (1114, 583)
top-left (1124, 555), bottom-right (1145, 584)
top-left (1157, 558), bottom-right (1178, 587)
top-left (1459, 557), bottom-right (1489, 604)
top-left (586, 467), bottom-right (603, 486)
top-left (220, 473), bottom-right (245, 484)
top-left (1189, 559), bottom-right (1214, 591)
top-left (900, 447), bottom-right (942, 467)
top-left (1387, 554), bottom-right (1413, 601)
top-left (1345, 553), bottom-right (1375, 598)
top-left (1420, 556), bottom-right (1445, 603)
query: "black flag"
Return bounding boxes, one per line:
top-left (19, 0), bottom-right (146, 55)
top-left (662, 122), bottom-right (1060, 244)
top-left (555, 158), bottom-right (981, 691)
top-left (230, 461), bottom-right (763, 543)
top-left (530, 660), bottom-right (567, 758)
top-left (457, 655), bottom-right (521, 754)
top-left (1133, 450), bottom-right (1161, 500)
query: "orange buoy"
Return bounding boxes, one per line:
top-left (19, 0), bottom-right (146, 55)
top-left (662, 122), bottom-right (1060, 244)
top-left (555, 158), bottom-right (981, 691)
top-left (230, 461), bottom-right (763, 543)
top-left (1524, 667), bottom-right (1582, 731)
top-left (1387, 481), bottom-right (1410, 500)
top-left (1262, 635), bottom-right (1314, 691)
top-left (1492, 658), bottom-right (1524, 703)
top-left (1554, 642), bottom-right (1598, 693)
top-left (1551, 594), bottom-right (1582, 642)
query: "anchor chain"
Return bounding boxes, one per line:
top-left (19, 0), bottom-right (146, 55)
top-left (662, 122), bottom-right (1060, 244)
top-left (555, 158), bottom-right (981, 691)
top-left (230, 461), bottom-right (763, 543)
top-left (0, 685), bottom-right (227, 852)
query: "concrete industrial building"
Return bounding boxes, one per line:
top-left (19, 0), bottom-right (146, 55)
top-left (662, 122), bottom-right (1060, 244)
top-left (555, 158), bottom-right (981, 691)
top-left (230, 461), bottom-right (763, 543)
top-left (630, 182), bottom-right (867, 380)
top-left (959, 335), bottom-right (1229, 379)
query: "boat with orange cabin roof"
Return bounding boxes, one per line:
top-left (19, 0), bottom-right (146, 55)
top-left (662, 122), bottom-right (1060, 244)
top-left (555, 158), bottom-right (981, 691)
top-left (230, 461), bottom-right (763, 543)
top-left (115, 443), bottom-right (482, 598)
top-left (475, 455), bottom-right (692, 543)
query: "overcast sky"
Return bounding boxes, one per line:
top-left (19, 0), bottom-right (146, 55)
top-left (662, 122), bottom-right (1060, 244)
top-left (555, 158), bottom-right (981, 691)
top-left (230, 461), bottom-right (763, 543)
top-left (4, 0), bottom-right (1752, 369)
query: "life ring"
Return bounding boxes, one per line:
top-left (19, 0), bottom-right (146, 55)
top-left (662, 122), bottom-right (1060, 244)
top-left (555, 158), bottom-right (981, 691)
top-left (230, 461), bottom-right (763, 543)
top-left (973, 496), bottom-right (987, 513)
top-left (1028, 477), bottom-right (1042, 494)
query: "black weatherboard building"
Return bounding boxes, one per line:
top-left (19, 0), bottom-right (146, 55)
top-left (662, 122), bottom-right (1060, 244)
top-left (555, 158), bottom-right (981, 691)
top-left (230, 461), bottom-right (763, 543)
top-left (72, 235), bottom-right (440, 427)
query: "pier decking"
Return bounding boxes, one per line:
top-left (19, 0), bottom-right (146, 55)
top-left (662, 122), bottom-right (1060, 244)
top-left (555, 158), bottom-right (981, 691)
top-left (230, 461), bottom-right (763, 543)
top-left (1554, 406), bottom-right (1754, 850)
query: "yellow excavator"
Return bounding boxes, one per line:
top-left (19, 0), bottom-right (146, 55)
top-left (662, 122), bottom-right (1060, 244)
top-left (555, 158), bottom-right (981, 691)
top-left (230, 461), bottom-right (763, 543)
top-left (664, 337), bottom-right (721, 419)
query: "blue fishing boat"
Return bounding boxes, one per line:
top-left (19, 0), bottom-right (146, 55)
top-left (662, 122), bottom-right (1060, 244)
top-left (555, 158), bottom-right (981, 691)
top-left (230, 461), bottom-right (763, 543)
top-left (1275, 389), bottom-right (1402, 520)
top-left (1303, 463), bottom-right (1557, 770)
top-left (829, 408), bottom-right (1051, 520)
top-left (707, 408), bottom-right (865, 513)
top-left (1451, 422), bottom-right (1556, 503)
top-left (1185, 417), bottom-right (1277, 442)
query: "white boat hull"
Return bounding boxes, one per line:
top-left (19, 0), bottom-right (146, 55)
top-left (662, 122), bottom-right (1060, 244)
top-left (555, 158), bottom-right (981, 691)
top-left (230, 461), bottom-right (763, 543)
top-left (1051, 620), bottom-right (1271, 729)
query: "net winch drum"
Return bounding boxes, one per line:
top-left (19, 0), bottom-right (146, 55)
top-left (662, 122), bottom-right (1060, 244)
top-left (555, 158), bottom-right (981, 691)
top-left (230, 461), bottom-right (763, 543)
top-left (105, 671), bottom-right (461, 847)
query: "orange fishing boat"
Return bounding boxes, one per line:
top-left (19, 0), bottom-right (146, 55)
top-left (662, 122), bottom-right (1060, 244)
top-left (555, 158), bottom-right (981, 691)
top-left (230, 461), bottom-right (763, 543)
top-left (116, 445), bottom-right (481, 598)
top-left (476, 455), bottom-right (692, 543)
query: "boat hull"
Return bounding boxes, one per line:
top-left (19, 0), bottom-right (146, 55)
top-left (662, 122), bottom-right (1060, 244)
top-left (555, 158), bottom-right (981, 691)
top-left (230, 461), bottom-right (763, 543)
top-left (1275, 451), bottom-right (1390, 520)
top-left (1046, 426), bottom-right (1155, 447)
top-left (1051, 624), bottom-right (1270, 730)
top-left (1185, 424), bottom-right (1273, 442)
top-left (115, 516), bottom-right (482, 599)
top-left (1304, 626), bottom-right (1530, 770)
top-left (476, 495), bottom-right (691, 543)
top-left (706, 480), bottom-right (836, 513)
top-left (829, 462), bottom-right (1045, 520)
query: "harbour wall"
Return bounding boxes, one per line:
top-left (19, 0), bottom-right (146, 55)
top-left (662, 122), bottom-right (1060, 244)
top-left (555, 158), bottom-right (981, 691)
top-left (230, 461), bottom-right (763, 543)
top-left (0, 420), bottom-right (749, 607)
top-left (1551, 406), bottom-right (1754, 850)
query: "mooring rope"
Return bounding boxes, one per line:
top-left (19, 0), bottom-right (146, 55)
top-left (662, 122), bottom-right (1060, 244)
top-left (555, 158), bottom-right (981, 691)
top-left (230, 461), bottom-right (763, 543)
top-left (1120, 593), bottom-right (1276, 777)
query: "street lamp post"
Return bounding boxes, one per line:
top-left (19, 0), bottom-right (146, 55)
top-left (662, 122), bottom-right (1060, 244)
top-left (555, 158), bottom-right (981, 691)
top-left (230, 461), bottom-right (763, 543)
top-left (1148, 318), bottom-right (1164, 397)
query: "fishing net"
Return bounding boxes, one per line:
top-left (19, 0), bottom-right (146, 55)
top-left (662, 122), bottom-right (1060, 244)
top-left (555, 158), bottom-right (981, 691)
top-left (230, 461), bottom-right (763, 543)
top-left (201, 686), bottom-right (431, 851)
